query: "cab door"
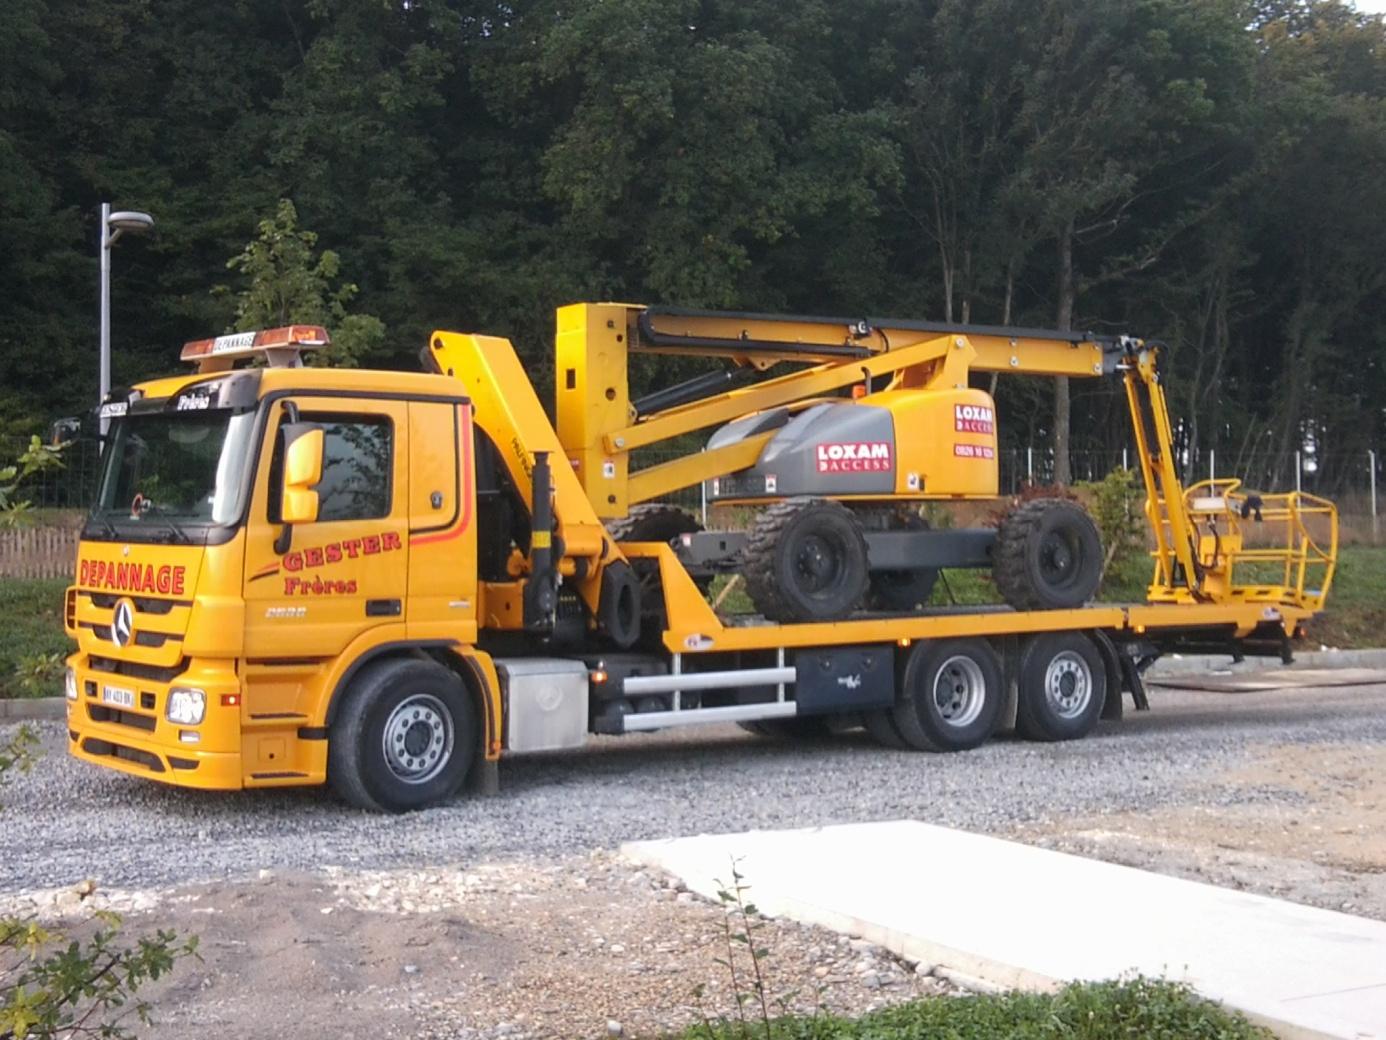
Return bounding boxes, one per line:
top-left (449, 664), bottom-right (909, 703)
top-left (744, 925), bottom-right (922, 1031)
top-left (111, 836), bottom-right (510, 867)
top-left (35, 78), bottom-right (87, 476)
top-left (243, 397), bottom-right (409, 659)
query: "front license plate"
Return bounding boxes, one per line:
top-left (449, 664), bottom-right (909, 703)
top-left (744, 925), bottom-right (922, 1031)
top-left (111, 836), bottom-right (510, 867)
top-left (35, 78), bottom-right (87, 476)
top-left (101, 684), bottom-right (135, 709)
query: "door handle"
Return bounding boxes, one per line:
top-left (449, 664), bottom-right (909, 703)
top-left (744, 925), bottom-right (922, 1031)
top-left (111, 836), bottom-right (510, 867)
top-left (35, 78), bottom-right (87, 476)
top-left (365, 599), bottom-right (402, 617)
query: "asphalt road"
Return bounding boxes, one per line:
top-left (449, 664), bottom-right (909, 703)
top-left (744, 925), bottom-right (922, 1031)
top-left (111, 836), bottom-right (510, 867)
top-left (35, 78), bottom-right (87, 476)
top-left (4, 681), bottom-right (1385, 895)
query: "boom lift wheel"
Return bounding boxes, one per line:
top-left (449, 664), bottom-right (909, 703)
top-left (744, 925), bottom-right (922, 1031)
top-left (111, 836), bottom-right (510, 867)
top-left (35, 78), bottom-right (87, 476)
top-left (606, 503), bottom-right (703, 545)
top-left (328, 657), bottom-right (478, 813)
top-left (605, 505), bottom-right (706, 645)
top-left (864, 510), bottom-right (940, 612)
top-left (992, 498), bottom-right (1103, 610)
top-left (891, 638), bottom-right (1003, 752)
top-left (1015, 632), bottom-right (1107, 741)
top-left (744, 497), bottom-right (869, 622)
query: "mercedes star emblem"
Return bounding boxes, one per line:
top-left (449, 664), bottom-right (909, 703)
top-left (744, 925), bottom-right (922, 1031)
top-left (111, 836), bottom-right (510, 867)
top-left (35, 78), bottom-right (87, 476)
top-left (112, 599), bottom-right (135, 649)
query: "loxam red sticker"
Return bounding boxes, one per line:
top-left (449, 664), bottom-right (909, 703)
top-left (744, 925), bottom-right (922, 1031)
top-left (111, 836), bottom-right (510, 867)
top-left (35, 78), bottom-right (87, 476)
top-left (954, 404), bottom-right (995, 435)
top-left (815, 441), bottom-right (892, 473)
top-left (953, 444), bottom-right (996, 460)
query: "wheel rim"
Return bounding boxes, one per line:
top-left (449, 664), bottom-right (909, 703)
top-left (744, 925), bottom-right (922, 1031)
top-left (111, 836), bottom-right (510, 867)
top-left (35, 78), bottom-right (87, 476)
top-left (932, 655), bottom-right (986, 727)
top-left (1038, 527), bottom-right (1081, 590)
top-left (1043, 650), bottom-right (1092, 719)
top-left (793, 533), bottom-right (845, 598)
top-left (382, 693), bottom-right (454, 785)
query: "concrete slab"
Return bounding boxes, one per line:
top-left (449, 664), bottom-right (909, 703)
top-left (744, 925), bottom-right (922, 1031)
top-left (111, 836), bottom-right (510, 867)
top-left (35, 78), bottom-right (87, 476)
top-left (0, 697), bottom-right (65, 721)
top-left (1150, 647), bottom-right (1386, 677)
top-left (1148, 667), bottom-right (1386, 693)
top-left (624, 821), bottom-right (1386, 1040)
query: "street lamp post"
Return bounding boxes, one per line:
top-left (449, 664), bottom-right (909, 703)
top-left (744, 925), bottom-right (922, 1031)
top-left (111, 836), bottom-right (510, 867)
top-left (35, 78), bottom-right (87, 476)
top-left (98, 203), bottom-right (155, 435)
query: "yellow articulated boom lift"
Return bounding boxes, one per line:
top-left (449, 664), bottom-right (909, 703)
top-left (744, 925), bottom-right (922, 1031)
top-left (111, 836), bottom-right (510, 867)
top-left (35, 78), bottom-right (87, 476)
top-left (64, 305), bottom-right (1337, 811)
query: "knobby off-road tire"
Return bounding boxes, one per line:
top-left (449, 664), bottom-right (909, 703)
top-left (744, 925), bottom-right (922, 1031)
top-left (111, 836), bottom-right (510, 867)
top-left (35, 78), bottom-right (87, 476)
top-left (1015, 631), bottom-right (1107, 742)
top-left (605, 504), bottom-right (706, 647)
top-left (744, 497), bottom-right (869, 622)
top-left (328, 658), bottom-right (478, 813)
top-left (891, 638), bottom-right (1003, 752)
top-left (992, 498), bottom-right (1103, 611)
top-left (605, 503), bottom-right (703, 545)
top-left (864, 511), bottom-right (940, 612)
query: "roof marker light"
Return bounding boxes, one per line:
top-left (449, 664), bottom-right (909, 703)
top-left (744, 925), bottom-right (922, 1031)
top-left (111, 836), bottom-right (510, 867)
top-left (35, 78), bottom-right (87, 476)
top-left (180, 325), bottom-right (331, 372)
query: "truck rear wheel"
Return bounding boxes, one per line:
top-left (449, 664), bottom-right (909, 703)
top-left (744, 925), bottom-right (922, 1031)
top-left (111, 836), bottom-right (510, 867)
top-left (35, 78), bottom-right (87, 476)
top-left (891, 638), bottom-right (1003, 752)
top-left (862, 708), bottom-right (911, 749)
top-left (737, 717), bottom-right (834, 741)
top-left (992, 498), bottom-right (1103, 610)
top-left (1015, 632), bottom-right (1107, 741)
top-left (744, 497), bottom-right (869, 621)
top-left (328, 657), bottom-right (477, 813)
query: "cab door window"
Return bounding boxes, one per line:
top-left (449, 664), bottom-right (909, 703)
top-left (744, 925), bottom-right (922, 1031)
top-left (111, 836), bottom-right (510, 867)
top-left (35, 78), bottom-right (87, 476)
top-left (269, 414), bottom-right (393, 522)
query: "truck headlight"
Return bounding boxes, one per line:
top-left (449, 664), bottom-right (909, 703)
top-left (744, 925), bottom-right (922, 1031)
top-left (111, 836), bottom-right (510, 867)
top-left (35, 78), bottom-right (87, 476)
top-left (64, 666), bottom-right (78, 701)
top-left (166, 687), bottom-right (206, 726)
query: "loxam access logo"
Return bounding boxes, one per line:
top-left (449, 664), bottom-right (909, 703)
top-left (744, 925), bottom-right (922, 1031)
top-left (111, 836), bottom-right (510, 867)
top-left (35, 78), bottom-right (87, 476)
top-left (954, 404), bottom-right (995, 435)
top-left (815, 441), bottom-right (892, 473)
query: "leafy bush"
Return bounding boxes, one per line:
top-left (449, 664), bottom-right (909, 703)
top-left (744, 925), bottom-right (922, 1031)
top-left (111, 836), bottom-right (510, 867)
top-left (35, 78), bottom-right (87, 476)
top-left (677, 976), bottom-right (1272, 1040)
top-left (1075, 468), bottom-right (1149, 600)
top-left (0, 580), bottom-right (71, 699)
top-left (1, 730), bottom-right (198, 1037)
top-left (0, 437), bottom-right (66, 529)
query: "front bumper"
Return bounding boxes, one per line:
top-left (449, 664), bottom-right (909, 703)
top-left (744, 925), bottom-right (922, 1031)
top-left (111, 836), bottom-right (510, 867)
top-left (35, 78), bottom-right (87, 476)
top-left (65, 652), bottom-right (245, 790)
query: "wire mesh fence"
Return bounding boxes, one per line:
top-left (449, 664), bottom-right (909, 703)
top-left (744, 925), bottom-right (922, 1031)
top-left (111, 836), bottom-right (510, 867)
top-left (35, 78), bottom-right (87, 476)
top-left (5, 435), bottom-right (1380, 542)
top-left (2, 435), bottom-right (103, 514)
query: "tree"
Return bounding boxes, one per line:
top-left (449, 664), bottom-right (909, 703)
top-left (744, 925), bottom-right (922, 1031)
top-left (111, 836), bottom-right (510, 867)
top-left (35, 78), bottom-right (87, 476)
top-left (221, 199), bottom-right (385, 367)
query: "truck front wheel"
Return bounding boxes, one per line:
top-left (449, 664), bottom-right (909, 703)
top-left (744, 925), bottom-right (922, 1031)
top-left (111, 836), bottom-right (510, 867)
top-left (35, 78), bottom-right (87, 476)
top-left (328, 658), bottom-right (478, 812)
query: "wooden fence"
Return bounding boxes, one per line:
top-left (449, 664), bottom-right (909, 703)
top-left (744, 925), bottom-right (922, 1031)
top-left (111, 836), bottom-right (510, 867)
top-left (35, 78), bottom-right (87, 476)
top-left (0, 526), bottom-right (80, 580)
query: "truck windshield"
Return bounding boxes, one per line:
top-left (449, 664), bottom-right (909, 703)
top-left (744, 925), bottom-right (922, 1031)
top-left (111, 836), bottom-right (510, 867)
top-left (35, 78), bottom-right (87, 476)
top-left (89, 409), bottom-right (258, 536)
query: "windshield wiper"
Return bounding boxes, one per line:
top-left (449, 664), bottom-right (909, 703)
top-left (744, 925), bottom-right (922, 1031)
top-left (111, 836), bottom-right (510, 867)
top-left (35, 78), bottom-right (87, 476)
top-left (86, 515), bottom-right (119, 539)
top-left (138, 502), bottom-right (195, 545)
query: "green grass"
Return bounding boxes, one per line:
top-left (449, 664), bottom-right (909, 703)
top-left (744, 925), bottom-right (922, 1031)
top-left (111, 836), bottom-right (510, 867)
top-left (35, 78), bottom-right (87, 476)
top-left (676, 977), bottom-right (1272, 1039)
top-left (1302, 544), bottom-right (1386, 649)
top-left (0, 577), bottom-right (71, 698)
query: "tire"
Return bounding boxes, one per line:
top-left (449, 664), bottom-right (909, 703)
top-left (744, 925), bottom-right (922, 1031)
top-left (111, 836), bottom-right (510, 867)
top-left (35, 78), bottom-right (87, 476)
top-left (607, 505), bottom-right (709, 645)
top-left (736, 717), bottom-right (834, 741)
top-left (891, 638), bottom-right (1003, 752)
top-left (328, 657), bottom-right (478, 813)
top-left (865, 512), bottom-right (939, 612)
top-left (1015, 632), bottom-right (1107, 742)
top-left (606, 504), bottom-right (703, 545)
top-left (744, 497), bottom-right (869, 621)
top-left (992, 498), bottom-right (1103, 610)
top-left (862, 708), bottom-right (911, 749)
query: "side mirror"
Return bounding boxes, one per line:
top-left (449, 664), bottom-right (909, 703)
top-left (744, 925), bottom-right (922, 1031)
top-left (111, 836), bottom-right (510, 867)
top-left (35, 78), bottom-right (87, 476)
top-left (280, 423), bottom-right (323, 524)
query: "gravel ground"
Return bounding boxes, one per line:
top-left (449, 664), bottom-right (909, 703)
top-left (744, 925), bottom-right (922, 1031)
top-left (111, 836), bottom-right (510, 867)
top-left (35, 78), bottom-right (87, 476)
top-left (5, 681), bottom-right (1386, 895)
top-left (6, 682), bottom-right (1386, 1039)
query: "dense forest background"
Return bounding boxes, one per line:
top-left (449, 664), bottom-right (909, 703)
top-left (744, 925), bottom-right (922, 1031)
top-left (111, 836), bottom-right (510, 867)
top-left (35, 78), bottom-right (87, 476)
top-left (2, 0), bottom-right (1383, 493)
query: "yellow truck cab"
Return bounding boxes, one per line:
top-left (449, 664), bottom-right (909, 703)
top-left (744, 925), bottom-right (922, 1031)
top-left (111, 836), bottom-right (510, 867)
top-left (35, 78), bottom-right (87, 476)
top-left (66, 327), bottom-right (505, 811)
top-left (65, 309), bottom-right (1337, 812)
